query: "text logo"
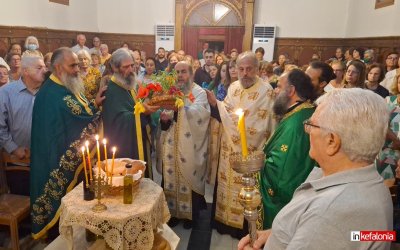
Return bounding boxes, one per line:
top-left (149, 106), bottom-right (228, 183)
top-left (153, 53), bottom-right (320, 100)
top-left (351, 231), bottom-right (396, 241)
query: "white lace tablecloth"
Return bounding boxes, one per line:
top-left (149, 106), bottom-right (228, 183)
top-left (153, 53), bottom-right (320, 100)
top-left (59, 178), bottom-right (171, 250)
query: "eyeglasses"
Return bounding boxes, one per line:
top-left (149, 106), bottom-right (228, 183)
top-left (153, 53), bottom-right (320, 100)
top-left (303, 119), bottom-right (321, 134)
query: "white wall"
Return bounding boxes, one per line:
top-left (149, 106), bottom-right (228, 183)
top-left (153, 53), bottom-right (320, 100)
top-left (254, 0), bottom-right (350, 38)
top-left (0, 0), bottom-right (175, 35)
top-left (0, 0), bottom-right (398, 38)
top-left (345, 0), bottom-right (400, 37)
top-left (0, 0), bottom-right (98, 32)
top-left (96, 0), bottom-right (175, 34)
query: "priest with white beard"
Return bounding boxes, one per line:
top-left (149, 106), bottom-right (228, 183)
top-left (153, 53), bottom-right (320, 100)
top-left (159, 61), bottom-right (210, 229)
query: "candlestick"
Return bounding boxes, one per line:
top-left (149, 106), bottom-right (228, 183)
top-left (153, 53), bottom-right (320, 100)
top-left (95, 135), bottom-right (101, 175)
top-left (81, 146), bottom-right (89, 187)
top-left (102, 138), bottom-right (108, 177)
top-left (235, 109), bottom-right (248, 158)
top-left (110, 147), bottom-right (116, 185)
top-left (85, 141), bottom-right (93, 181)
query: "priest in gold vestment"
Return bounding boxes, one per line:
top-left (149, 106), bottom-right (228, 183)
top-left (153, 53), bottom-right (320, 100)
top-left (206, 51), bottom-right (276, 238)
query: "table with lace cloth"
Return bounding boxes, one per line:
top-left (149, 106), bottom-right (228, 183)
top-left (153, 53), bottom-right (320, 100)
top-left (59, 178), bottom-right (171, 250)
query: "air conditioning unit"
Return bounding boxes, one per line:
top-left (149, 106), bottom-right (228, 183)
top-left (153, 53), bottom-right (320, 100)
top-left (155, 24), bottom-right (175, 53)
top-left (252, 25), bottom-right (276, 62)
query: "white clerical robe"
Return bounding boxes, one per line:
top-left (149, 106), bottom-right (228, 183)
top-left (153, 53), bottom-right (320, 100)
top-left (161, 84), bottom-right (210, 220)
top-left (214, 77), bottom-right (276, 229)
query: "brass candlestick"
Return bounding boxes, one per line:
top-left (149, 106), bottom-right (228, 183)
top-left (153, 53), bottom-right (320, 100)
top-left (230, 151), bottom-right (265, 247)
top-left (90, 161), bottom-right (110, 212)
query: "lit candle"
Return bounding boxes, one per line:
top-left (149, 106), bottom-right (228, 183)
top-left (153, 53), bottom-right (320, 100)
top-left (110, 147), bottom-right (116, 184)
top-left (235, 109), bottom-right (248, 158)
top-left (95, 135), bottom-right (101, 175)
top-left (85, 141), bottom-right (93, 181)
top-left (81, 146), bottom-right (89, 187)
top-left (102, 138), bottom-right (108, 176)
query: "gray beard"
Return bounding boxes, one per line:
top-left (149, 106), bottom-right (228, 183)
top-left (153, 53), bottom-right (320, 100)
top-left (114, 72), bottom-right (136, 90)
top-left (60, 72), bottom-right (84, 95)
top-left (273, 89), bottom-right (290, 119)
top-left (239, 76), bottom-right (256, 89)
top-left (177, 80), bottom-right (192, 94)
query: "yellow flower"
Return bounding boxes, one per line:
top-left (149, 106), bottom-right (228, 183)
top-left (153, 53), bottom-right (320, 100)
top-left (175, 98), bottom-right (184, 109)
top-left (134, 102), bottom-right (145, 115)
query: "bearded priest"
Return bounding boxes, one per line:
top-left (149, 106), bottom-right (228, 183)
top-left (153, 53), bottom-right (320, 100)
top-left (159, 61), bottom-right (210, 229)
top-left (30, 47), bottom-right (106, 240)
top-left (102, 48), bottom-right (159, 178)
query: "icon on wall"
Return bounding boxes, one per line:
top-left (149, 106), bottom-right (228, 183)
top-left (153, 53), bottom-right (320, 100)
top-left (375, 0), bottom-right (395, 9)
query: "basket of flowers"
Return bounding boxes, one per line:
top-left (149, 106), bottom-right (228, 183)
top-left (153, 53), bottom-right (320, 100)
top-left (136, 70), bottom-right (195, 110)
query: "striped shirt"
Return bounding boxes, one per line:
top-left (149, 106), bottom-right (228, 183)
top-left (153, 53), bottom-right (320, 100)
top-left (0, 78), bottom-right (37, 153)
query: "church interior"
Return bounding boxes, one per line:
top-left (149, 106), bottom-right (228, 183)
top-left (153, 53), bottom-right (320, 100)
top-left (0, 0), bottom-right (400, 249)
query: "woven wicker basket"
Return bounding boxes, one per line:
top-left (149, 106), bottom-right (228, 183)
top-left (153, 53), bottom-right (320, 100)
top-left (148, 95), bottom-right (176, 108)
top-left (100, 158), bottom-right (146, 196)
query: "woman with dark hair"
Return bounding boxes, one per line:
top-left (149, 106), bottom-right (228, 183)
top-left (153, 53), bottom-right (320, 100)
top-left (366, 63), bottom-right (389, 98)
top-left (208, 62), bottom-right (230, 101)
top-left (228, 59), bottom-right (238, 83)
top-left (342, 59), bottom-right (366, 88)
top-left (352, 47), bottom-right (365, 62)
top-left (138, 57), bottom-right (157, 84)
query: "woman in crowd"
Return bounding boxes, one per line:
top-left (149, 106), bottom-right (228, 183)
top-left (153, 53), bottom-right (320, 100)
top-left (91, 53), bottom-right (105, 75)
top-left (215, 53), bottom-right (227, 66)
top-left (6, 53), bottom-right (21, 81)
top-left (100, 44), bottom-right (111, 65)
top-left (352, 47), bottom-right (364, 62)
top-left (228, 59), bottom-right (238, 83)
top-left (342, 59), bottom-right (366, 88)
top-left (326, 60), bottom-right (345, 89)
top-left (165, 53), bottom-right (180, 72)
top-left (193, 59), bottom-right (201, 73)
top-left (77, 50), bottom-right (101, 101)
top-left (365, 63), bottom-right (389, 98)
top-left (376, 73), bottom-right (400, 179)
top-left (138, 57), bottom-right (157, 85)
top-left (259, 61), bottom-right (278, 88)
top-left (22, 36), bottom-right (43, 58)
top-left (0, 65), bottom-right (9, 87)
top-left (202, 63), bottom-right (218, 89)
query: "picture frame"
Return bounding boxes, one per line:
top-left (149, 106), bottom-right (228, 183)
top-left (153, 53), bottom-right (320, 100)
top-left (375, 0), bottom-right (395, 9)
top-left (49, 0), bottom-right (69, 6)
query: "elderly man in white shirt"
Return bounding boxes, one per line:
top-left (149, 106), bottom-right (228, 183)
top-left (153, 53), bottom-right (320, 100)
top-left (239, 88), bottom-right (393, 250)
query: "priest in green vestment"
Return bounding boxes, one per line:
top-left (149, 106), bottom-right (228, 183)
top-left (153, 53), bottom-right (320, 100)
top-left (30, 47), bottom-right (105, 239)
top-left (260, 69), bottom-right (317, 229)
top-left (102, 48), bottom-right (159, 178)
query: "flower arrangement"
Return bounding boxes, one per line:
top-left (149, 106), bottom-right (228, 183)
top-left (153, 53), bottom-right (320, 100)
top-left (135, 70), bottom-right (195, 113)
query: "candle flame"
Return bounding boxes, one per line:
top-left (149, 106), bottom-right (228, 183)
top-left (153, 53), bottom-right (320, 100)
top-left (235, 108), bottom-right (244, 116)
top-left (102, 138), bottom-right (107, 144)
top-left (112, 147), bottom-right (116, 153)
top-left (85, 141), bottom-right (89, 147)
top-left (95, 134), bottom-right (99, 141)
top-left (81, 146), bottom-right (85, 152)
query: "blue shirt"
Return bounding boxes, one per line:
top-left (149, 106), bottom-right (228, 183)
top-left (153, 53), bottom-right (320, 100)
top-left (0, 78), bottom-right (37, 153)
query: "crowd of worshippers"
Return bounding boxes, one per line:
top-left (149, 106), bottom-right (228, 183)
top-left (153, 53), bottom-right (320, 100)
top-left (0, 33), bottom-right (398, 249)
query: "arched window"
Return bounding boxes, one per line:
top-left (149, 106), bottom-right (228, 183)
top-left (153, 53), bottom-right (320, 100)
top-left (186, 2), bottom-right (241, 26)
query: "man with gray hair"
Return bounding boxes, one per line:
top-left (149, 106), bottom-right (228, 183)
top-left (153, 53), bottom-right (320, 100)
top-left (159, 61), bottom-right (210, 228)
top-left (239, 88), bottom-right (393, 250)
top-left (71, 33), bottom-right (89, 54)
top-left (206, 51), bottom-right (275, 238)
top-left (30, 47), bottom-right (106, 240)
top-left (102, 48), bottom-right (159, 178)
top-left (0, 56), bottom-right (46, 195)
